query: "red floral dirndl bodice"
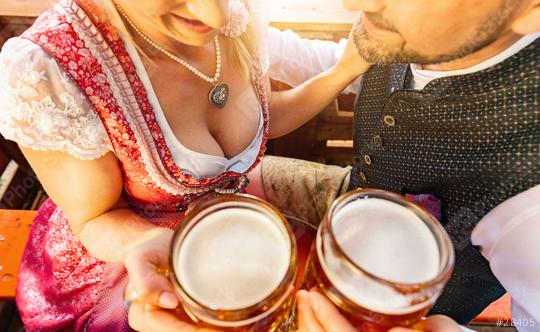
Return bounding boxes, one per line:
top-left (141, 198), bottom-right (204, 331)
top-left (14, 0), bottom-right (269, 330)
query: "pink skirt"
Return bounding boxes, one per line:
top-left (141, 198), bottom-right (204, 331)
top-left (16, 199), bottom-right (183, 331)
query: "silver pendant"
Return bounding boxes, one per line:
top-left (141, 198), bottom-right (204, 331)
top-left (209, 83), bottom-right (229, 109)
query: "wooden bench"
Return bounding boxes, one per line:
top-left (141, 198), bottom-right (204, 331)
top-left (0, 210), bottom-right (35, 300)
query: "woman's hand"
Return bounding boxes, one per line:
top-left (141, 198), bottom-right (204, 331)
top-left (128, 302), bottom-right (223, 332)
top-left (125, 228), bottom-right (228, 331)
top-left (267, 30), bottom-right (371, 139)
top-left (296, 290), bottom-right (462, 332)
top-left (124, 227), bottom-right (179, 309)
top-left (335, 32), bottom-right (371, 81)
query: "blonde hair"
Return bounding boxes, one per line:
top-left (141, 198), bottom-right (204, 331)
top-left (224, 17), bottom-right (259, 80)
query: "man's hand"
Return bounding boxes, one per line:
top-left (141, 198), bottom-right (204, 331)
top-left (389, 315), bottom-right (463, 332)
top-left (296, 290), bottom-right (357, 332)
top-left (296, 290), bottom-right (462, 332)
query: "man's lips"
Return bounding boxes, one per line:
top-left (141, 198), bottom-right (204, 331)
top-left (363, 16), bottom-right (396, 37)
top-left (171, 14), bottom-right (213, 33)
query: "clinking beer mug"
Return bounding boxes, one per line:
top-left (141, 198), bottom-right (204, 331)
top-left (170, 194), bottom-right (298, 331)
top-left (303, 189), bottom-right (455, 331)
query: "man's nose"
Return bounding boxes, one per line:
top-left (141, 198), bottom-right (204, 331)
top-left (186, 0), bottom-right (228, 28)
top-left (343, 0), bottom-right (384, 12)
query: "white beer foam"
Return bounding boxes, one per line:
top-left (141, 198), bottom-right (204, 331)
top-left (177, 208), bottom-right (290, 310)
top-left (323, 198), bottom-right (440, 314)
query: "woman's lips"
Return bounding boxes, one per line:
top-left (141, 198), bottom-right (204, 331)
top-left (172, 14), bottom-right (213, 33)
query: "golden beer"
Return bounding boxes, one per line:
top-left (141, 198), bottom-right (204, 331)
top-left (170, 194), bottom-right (298, 331)
top-left (303, 189), bottom-right (455, 331)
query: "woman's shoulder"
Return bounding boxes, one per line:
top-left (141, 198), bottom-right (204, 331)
top-left (0, 37), bottom-right (113, 160)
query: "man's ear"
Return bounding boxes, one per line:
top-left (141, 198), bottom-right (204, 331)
top-left (511, 0), bottom-right (540, 35)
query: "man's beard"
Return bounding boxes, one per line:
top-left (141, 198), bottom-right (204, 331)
top-left (353, 2), bottom-right (521, 65)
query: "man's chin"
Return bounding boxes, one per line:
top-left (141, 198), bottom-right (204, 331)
top-left (352, 27), bottom-right (408, 65)
top-left (354, 37), bottom-right (407, 65)
top-left (354, 36), bottom-right (448, 66)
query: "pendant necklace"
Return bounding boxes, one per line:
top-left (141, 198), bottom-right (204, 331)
top-left (114, 2), bottom-right (229, 108)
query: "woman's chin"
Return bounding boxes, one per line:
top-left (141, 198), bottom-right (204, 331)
top-left (165, 28), bottom-right (217, 47)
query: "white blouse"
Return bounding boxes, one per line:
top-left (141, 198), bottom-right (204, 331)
top-left (0, 0), bottom-right (269, 179)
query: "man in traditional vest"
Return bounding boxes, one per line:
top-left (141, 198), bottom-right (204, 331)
top-left (253, 0), bottom-right (540, 330)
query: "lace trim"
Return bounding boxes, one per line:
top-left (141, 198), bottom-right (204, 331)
top-left (0, 40), bottom-right (113, 160)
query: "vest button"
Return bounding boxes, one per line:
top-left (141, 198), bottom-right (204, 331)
top-left (359, 171), bottom-right (367, 183)
top-left (384, 115), bottom-right (396, 127)
top-left (364, 155), bottom-right (373, 165)
top-left (372, 135), bottom-right (383, 147)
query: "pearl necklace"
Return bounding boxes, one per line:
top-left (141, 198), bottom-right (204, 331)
top-left (113, 1), bottom-right (229, 108)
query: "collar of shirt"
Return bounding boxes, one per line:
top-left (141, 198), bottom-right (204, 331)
top-left (410, 32), bottom-right (540, 90)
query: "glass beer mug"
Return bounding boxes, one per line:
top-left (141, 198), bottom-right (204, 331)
top-left (304, 189), bottom-right (455, 331)
top-left (170, 194), bottom-right (298, 331)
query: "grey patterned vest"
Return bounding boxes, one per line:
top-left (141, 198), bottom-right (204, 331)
top-left (349, 38), bottom-right (540, 323)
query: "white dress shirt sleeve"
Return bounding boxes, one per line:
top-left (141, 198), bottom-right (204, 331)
top-left (471, 185), bottom-right (540, 332)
